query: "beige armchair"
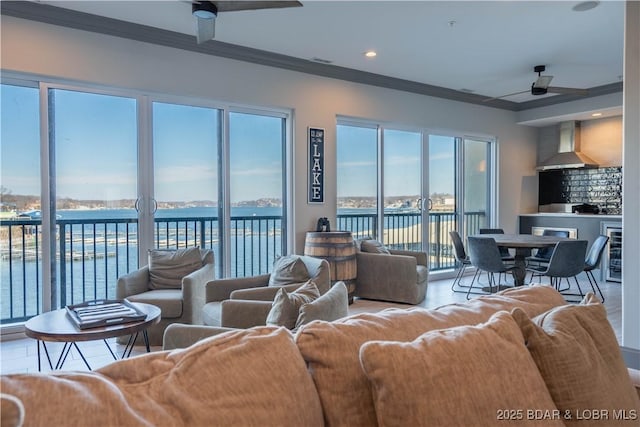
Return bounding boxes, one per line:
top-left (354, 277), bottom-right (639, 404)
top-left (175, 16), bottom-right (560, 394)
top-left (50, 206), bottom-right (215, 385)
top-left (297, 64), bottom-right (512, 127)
top-left (202, 255), bottom-right (330, 329)
top-left (354, 243), bottom-right (428, 304)
top-left (116, 247), bottom-right (214, 346)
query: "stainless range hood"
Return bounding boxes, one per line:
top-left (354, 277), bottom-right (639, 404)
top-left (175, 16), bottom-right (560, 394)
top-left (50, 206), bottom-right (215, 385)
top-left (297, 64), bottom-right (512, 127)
top-left (536, 121), bottom-right (599, 171)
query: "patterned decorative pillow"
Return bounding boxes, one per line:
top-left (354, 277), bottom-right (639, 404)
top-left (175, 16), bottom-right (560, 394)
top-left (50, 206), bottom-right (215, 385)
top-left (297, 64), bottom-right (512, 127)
top-left (266, 280), bottom-right (320, 329)
top-left (359, 311), bottom-right (563, 427)
top-left (513, 294), bottom-right (640, 424)
top-left (268, 255), bottom-right (310, 287)
top-left (148, 247), bottom-right (203, 290)
top-left (360, 240), bottom-right (390, 254)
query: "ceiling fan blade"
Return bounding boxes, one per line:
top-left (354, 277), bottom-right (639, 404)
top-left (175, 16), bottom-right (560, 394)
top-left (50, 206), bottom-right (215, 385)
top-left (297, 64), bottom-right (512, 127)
top-left (546, 86), bottom-right (589, 96)
top-left (533, 75), bottom-right (553, 89)
top-left (195, 16), bottom-right (215, 44)
top-left (215, 1), bottom-right (302, 12)
top-left (482, 90), bottom-right (530, 102)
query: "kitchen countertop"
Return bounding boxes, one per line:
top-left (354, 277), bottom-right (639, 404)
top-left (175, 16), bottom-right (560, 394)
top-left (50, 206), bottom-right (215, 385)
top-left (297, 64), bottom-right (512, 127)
top-left (520, 213), bottom-right (622, 219)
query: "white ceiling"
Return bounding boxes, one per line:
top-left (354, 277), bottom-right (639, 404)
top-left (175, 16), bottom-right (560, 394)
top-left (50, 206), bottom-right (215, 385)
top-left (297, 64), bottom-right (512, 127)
top-left (41, 0), bottom-right (625, 104)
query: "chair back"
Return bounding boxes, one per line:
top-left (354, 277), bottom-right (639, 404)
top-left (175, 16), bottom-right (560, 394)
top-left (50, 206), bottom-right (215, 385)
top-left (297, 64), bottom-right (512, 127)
top-left (544, 240), bottom-right (588, 278)
top-left (534, 229), bottom-right (570, 260)
top-left (467, 237), bottom-right (508, 273)
top-left (449, 231), bottom-right (467, 262)
top-left (479, 228), bottom-right (510, 258)
top-left (585, 235), bottom-right (609, 270)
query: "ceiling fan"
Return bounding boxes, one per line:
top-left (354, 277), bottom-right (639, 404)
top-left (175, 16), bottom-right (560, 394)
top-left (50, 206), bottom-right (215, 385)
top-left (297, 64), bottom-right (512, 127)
top-left (190, 1), bottom-right (302, 44)
top-left (484, 65), bottom-right (589, 102)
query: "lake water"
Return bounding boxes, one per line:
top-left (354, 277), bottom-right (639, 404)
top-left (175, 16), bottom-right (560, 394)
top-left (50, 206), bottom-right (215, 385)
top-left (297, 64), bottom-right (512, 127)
top-left (1, 207), bottom-right (422, 321)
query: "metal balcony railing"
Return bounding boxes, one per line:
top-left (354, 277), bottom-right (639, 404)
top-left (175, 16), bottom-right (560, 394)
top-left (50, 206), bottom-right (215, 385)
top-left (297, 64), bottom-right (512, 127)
top-left (336, 210), bottom-right (486, 270)
top-left (1, 211), bottom-right (484, 324)
top-left (0, 215), bottom-right (283, 324)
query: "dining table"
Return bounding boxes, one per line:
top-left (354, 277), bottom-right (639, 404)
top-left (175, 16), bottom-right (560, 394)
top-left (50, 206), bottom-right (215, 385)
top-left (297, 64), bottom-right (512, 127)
top-left (471, 233), bottom-right (573, 286)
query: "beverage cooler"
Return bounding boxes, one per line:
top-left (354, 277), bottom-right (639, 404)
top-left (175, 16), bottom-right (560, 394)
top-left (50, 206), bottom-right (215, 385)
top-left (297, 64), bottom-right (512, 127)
top-left (601, 223), bottom-right (622, 282)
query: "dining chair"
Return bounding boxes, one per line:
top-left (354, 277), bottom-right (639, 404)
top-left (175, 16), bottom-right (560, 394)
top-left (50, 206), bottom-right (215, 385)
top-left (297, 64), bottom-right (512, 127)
top-left (525, 229), bottom-right (570, 266)
top-left (479, 228), bottom-right (515, 261)
top-left (525, 240), bottom-right (588, 302)
top-left (479, 228), bottom-right (514, 285)
top-left (583, 235), bottom-right (609, 302)
top-left (449, 231), bottom-right (479, 293)
top-left (465, 237), bottom-right (518, 300)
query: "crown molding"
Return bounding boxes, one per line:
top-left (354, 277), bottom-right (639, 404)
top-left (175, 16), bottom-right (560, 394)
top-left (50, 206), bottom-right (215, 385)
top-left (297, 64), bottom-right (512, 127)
top-left (1, 1), bottom-right (621, 112)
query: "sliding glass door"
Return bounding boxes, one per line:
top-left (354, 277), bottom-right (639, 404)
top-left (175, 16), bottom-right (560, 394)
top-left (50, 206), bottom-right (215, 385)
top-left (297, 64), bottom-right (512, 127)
top-left (228, 111), bottom-right (287, 277)
top-left (152, 102), bottom-right (221, 275)
top-left (1, 78), bottom-right (291, 327)
top-left (337, 119), bottom-right (494, 272)
top-left (428, 134), bottom-right (458, 270)
top-left (336, 124), bottom-right (379, 238)
top-left (382, 129), bottom-right (425, 251)
top-left (50, 88), bottom-right (138, 306)
top-left (1, 83), bottom-right (42, 321)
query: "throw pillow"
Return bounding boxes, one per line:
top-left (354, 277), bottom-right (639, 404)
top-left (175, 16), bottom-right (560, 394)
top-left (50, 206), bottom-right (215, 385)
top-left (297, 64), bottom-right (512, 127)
top-left (359, 311), bottom-right (563, 427)
top-left (268, 255), bottom-right (309, 287)
top-left (295, 281), bottom-right (349, 328)
top-left (0, 327), bottom-right (324, 427)
top-left (360, 239), bottom-right (390, 254)
top-left (513, 294), bottom-right (640, 425)
top-left (148, 247), bottom-right (203, 290)
top-left (295, 284), bottom-right (568, 427)
top-left (266, 280), bottom-right (320, 329)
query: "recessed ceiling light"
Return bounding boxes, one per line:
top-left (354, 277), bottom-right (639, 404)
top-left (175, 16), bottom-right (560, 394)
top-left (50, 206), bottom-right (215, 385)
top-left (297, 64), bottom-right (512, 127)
top-left (364, 51), bottom-right (377, 58)
top-left (572, 1), bottom-right (599, 12)
top-left (591, 113), bottom-right (603, 117)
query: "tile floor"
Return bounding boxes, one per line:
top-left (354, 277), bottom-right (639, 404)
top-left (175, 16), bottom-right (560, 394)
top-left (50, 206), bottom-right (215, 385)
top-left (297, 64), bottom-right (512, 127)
top-left (0, 273), bottom-right (622, 375)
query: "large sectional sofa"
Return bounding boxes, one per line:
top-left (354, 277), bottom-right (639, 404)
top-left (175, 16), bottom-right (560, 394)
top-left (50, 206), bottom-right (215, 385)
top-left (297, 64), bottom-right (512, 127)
top-left (2, 285), bottom-right (639, 427)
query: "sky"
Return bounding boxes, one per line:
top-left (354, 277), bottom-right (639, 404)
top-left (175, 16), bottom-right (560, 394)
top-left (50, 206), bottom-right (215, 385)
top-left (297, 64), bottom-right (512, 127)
top-left (2, 83), bottom-right (460, 208)
top-left (336, 124), bottom-right (456, 200)
top-left (1, 84), bottom-right (283, 204)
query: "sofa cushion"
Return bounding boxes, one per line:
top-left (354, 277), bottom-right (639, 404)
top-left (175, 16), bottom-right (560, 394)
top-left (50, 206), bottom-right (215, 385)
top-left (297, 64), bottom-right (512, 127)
top-left (0, 327), bottom-right (324, 427)
top-left (266, 280), bottom-right (320, 329)
top-left (513, 294), bottom-right (640, 424)
top-left (127, 289), bottom-right (183, 318)
top-left (359, 311), bottom-right (563, 427)
top-left (295, 281), bottom-right (349, 328)
top-left (360, 239), bottom-right (390, 254)
top-left (295, 285), bottom-right (568, 427)
top-left (268, 255), bottom-right (310, 287)
top-left (148, 247), bottom-right (203, 290)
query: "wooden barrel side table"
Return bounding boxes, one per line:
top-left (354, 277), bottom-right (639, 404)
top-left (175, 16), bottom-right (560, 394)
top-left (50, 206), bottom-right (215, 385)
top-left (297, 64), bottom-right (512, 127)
top-left (304, 231), bottom-right (357, 303)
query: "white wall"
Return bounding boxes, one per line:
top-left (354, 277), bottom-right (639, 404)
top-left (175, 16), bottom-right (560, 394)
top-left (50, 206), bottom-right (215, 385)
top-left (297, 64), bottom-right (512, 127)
top-left (1, 15), bottom-right (537, 250)
top-left (622, 0), bottom-right (640, 350)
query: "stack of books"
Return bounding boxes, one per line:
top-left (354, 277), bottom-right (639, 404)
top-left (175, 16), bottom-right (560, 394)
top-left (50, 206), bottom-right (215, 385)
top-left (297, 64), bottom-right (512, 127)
top-left (66, 300), bottom-right (146, 329)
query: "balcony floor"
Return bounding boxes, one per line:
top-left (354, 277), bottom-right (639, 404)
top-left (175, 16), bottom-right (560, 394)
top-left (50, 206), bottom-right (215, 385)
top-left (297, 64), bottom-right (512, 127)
top-left (0, 274), bottom-right (622, 375)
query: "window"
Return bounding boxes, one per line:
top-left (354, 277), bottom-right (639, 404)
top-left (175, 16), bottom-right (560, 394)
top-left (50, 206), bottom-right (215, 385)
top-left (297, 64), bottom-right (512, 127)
top-left (0, 79), bottom-right (291, 325)
top-left (336, 119), bottom-right (495, 272)
top-left (1, 83), bottom-right (41, 320)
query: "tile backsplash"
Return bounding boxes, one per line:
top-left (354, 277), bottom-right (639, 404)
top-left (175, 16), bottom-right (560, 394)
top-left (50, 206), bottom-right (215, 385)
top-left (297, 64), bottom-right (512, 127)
top-left (538, 167), bottom-right (622, 214)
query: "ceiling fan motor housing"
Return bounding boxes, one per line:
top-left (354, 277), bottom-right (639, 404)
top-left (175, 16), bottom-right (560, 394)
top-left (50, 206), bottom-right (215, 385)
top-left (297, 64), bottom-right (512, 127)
top-left (193, 1), bottom-right (218, 19)
top-left (531, 84), bottom-right (548, 95)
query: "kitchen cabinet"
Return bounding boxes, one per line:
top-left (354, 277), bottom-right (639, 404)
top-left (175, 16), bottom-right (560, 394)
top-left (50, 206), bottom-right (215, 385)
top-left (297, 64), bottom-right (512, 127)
top-left (519, 214), bottom-right (622, 282)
